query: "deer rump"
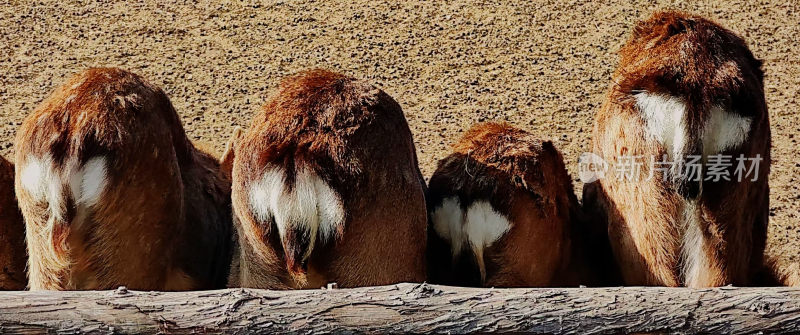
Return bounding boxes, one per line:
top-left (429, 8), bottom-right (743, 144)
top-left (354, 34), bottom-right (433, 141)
top-left (15, 68), bottom-right (231, 290)
top-left (231, 69), bottom-right (427, 289)
top-left (584, 12), bottom-right (770, 287)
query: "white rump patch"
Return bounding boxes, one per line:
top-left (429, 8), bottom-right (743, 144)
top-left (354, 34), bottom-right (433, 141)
top-left (20, 155), bottom-right (109, 214)
top-left (67, 157), bottom-right (108, 207)
top-left (636, 92), bottom-right (752, 158)
top-left (431, 198), bottom-right (511, 281)
top-left (19, 154), bottom-right (108, 249)
top-left (464, 201), bottom-right (511, 257)
top-left (20, 155), bottom-right (64, 220)
top-left (702, 105), bottom-right (752, 156)
top-left (248, 166), bottom-right (345, 262)
top-left (636, 93), bottom-right (689, 161)
top-left (431, 197), bottom-right (465, 257)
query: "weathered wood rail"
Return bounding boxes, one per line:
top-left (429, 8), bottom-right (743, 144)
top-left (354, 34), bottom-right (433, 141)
top-left (0, 283), bottom-right (798, 334)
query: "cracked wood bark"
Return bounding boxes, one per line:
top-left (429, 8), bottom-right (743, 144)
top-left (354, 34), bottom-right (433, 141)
top-left (0, 283), bottom-right (798, 334)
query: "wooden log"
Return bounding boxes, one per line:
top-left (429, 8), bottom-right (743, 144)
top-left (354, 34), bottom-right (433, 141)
top-left (0, 283), bottom-right (799, 334)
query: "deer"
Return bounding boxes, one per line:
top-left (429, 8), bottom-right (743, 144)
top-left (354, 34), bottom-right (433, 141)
top-left (582, 11), bottom-right (771, 287)
top-left (426, 122), bottom-right (614, 287)
top-left (0, 155), bottom-right (26, 290)
top-left (14, 68), bottom-right (233, 291)
top-left (225, 69), bottom-right (427, 289)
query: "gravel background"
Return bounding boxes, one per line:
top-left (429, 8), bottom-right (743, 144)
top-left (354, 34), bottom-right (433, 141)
top-left (1, 1), bottom-right (798, 270)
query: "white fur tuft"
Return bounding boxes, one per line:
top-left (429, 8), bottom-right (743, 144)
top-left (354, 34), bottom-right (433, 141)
top-left (681, 201), bottom-right (708, 288)
top-left (464, 201), bottom-right (511, 258)
top-left (67, 157), bottom-right (108, 207)
top-left (248, 165), bottom-right (345, 262)
top-left (431, 198), bottom-right (511, 281)
top-left (20, 155), bottom-right (64, 220)
top-left (636, 92), bottom-right (688, 161)
top-left (703, 105), bottom-right (752, 156)
top-left (431, 197), bottom-right (465, 258)
top-left (637, 92), bottom-right (752, 159)
top-left (21, 155), bottom-right (109, 219)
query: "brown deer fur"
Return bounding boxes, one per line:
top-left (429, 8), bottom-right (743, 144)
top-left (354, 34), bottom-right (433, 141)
top-left (15, 68), bottom-right (232, 290)
top-left (427, 122), bottom-right (610, 287)
top-left (582, 11), bottom-right (770, 287)
top-left (0, 155), bottom-right (26, 290)
top-left (227, 69), bottom-right (427, 289)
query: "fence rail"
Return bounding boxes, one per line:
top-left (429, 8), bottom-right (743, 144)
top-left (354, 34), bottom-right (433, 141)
top-left (0, 283), bottom-right (798, 334)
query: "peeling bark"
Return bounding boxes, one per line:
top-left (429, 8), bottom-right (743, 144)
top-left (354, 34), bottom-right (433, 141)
top-left (0, 284), bottom-right (798, 334)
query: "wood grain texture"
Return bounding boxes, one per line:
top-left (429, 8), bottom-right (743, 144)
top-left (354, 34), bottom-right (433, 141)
top-left (0, 283), bottom-right (799, 334)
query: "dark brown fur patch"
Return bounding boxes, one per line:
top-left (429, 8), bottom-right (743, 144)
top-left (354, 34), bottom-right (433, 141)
top-left (0, 155), bottom-right (26, 290)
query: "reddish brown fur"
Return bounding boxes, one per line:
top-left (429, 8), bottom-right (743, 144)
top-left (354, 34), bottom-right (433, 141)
top-left (228, 69), bottom-right (427, 289)
top-left (583, 11), bottom-right (770, 287)
top-left (0, 156), bottom-right (26, 290)
top-left (427, 122), bottom-right (611, 287)
top-left (15, 68), bottom-right (232, 290)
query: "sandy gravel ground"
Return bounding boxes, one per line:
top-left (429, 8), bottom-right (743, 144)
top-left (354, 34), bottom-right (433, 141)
top-left (1, 1), bottom-right (798, 271)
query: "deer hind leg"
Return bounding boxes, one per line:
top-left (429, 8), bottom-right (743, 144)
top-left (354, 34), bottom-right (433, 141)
top-left (680, 201), bottom-right (727, 287)
top-left (17, 154), bottom-right (109, 290)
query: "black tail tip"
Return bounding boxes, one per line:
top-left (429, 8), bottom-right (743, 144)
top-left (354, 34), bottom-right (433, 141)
top-left (676, 178), bottom-right (701, 200)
